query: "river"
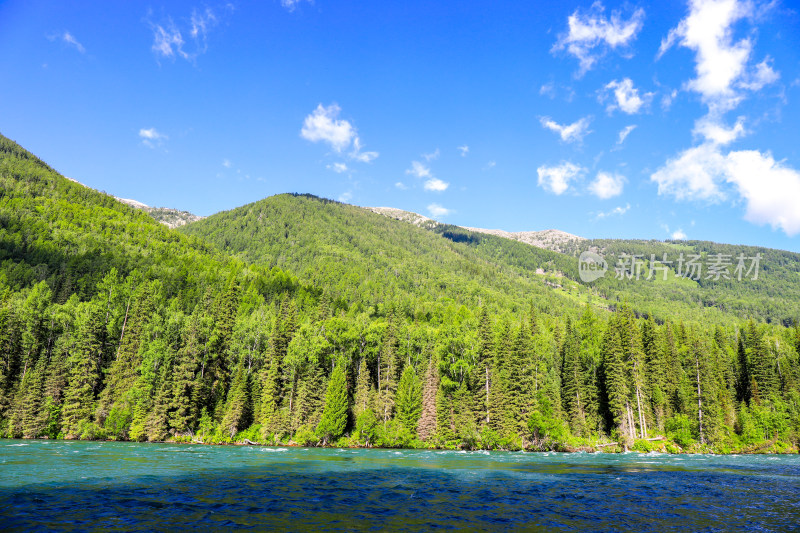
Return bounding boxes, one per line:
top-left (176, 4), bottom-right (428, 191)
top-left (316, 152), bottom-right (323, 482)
top-left (1, 440), bottom-right (798, 531)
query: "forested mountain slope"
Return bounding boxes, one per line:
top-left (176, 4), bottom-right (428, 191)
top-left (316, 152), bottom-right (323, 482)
top-left (1, 134), bottom-right (798, 453)
top-left (183, 195), bottom-right (800, 326)
top-left (0, 133), bottom-right (309, 441)
top-left (363, 209), bottom-right (800, 326)
top-left (180, 193), bottom-right (580, 318)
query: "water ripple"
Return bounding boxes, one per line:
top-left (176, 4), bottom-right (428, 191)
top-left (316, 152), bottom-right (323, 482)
top-left (0, 440), bottom-right (798, 531)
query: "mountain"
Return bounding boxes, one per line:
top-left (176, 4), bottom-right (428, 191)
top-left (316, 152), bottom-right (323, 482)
top-left (180, 193), bottom-right (577, 317)
top-left (359, 206), bottom-right (800, 326)
top-left (462, 227), bottom-right (584, 254)
top-left (1, 133), bottom-right (798, 454)
top-left (184, 195), bottom-right (800, 326)
top-left (365, 207), bottom-right (434, 227)
top-left (115, 198), bottom-right (204, 229)
top-left (366, 206), bottom-right (584, 253)
top-left (64, 177), bottom-right (204, 229)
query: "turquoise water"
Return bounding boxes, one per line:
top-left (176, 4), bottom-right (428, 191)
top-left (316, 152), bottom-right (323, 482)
top-left (1, 440), bottom-right (799, 531)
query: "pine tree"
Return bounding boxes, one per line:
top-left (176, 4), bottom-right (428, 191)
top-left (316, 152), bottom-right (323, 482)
top-left (747, 324), bottom-right (777, 402)
top-left (435, 384), bottom-right (455, 442)
top-left (353, 357), bottom-right (372, 419)
top-left (642, 316), bottom-right (666, 430)
top-left (377, 321), bottom-right (398, 422)
top-left (16, 355), bottom-right (47, 438)
top-left (561, 318), bottom-right (586, 435)
top-left (259, 338), bottom-right (281, 435)
top-left (735, 332), bottom-right (751, 404)
top-left (145, 373), bottom-right (173, 442)
top-left (508, 324), bottom-right (533, 435)
top-left (489, 319), bottom-right (514, 435)
top-left (169, 314), bottom-right (202, 435)
top-left (317, 363), bottom-right (348, 444)
top-left (601, 315), bottom-right (629, 438)
top-left (662, 322), bottom-right (681, 415)
top-left (396, 364), bottom-right (422, 433)
top-left (794, 321), bottom-right (800, 363)
top-left (204, 282), bottom-right (240, 417)
top-left (222, 363), bottom-right (251, 438)
top-left (97, 282), bottom-right (157, 428)
top-left (471, 308), bottom-right (493, 426)
top-left (62, 303), bottom-right (105, 438)
top-left (0, 302), bottom-right (21, 423)
top-left (292, 362), bottom-right (325, 432)
top-left (416, 357), bottom-right (438, 441)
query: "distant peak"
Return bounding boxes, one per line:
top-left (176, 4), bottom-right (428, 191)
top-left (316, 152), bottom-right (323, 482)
top-left (365, 207), bottom-right (433, 226)
top-left (115, 197), bottom-right (149, 209)
top-left (364, 205), bottom-right (583, 253)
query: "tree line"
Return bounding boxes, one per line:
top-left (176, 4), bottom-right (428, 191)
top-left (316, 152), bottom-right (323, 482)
top-left (2, 270), bottom-right (798, 452)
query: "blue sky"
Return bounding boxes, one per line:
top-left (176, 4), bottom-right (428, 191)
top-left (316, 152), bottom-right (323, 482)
top-left (1, 1), bottom-right (800, 251)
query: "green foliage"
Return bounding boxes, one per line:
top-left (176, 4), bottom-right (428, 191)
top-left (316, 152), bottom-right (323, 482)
top-left (528, 393), bottom-right (570, 449)
top-left (0, 134), bottom-right (797, 454)
top-left (293, 425), bottom-right (318, 446)
top-left (395, 365), bottom-right (422, 433)
top-left (353, 409), bottom-right (379, 446)
top-left (665, 414), bottom-right (694, 449)
top-left (316, 364), bottom-right (348, 444)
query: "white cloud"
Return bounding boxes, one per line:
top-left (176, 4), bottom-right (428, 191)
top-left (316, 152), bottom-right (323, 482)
top-left (281, 0), bottom-right (309, 12)
top-left (190, 7), bottom-right (217, 42)
top-left (540, 82), bottom-right (555, 98)
top-left (349, 137), bottom-right (378, 163)
top-left (139, 127), bottom-right (168, 149)
top-left (671, 229), bottom-right (687, 240)
top-left (589, 172), bottom-right (626, 199)
top-left (338, 191), bottom-right (353, 203)
top-left (457, 145), bottom-right (469, 157)
top-left (424, 178), bottom-right (449, 192)
top-left (301, 105), bottom-right (378, 163)
top-left (151, 21), bottom-right (186, 60)
top-left (149, 7), bottom-right (226, 63)
top-left (661, 89), bottom-right (679, 110)
top-left (328, 162), bottom-right (348, 174)
top-left (552, 2), bottom-right (645, 76)
top-left (659, 0), bottom-right (775, 113)
top-left (301, 104), bottom-right (355, 152)
top-left (602, 78), bottom-right (652, 114)
top-left (427, 203), bottom-right (452, 218)
top-left (62, 32), bottom-right (85, 53)
top-left (540, 116), bottom-right (592, 143)
top-left (537, 162), bottom-right (584, 195)
top-left (222, 159), bottom-right (232, 168)
top-left (617, 125), bottom-right (636, 145)
top-left (423, 148), bottom-right (440, 161)
top-left (395, 182), bottom-right (408, 190)
top-left (651, 143), bottom-right (726, 201)
top-left (725, 150), bottom-right (800, 236)
top-left (739, 56), bottom-right (780, 91)
top-left (596, 203), bottom-right (631, 219)
top-left (407, 160), bottom-right (449, 191)
top-left (486, 161), bottom-right (496, 169)
top-left (693, 116), bottom-right (745, 145)
top-left (406, 161), bottom-right (432, 179)
top-left (653, 143), bottom-right (800, 236)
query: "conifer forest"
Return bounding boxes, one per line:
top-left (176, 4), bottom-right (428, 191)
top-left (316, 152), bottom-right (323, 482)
top-left (1, 133), bottom-right (799, 453)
